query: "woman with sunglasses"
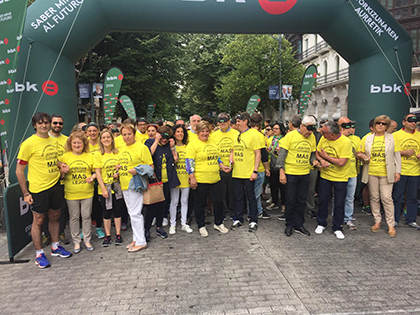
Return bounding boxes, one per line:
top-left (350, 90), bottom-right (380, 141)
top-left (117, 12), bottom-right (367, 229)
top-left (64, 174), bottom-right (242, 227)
top-left (358, 115), bottom-right (401, 237)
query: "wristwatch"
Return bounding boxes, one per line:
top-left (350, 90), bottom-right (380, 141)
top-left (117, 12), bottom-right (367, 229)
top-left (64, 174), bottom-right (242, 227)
top-left (253, 170), bottom-right (258, 174)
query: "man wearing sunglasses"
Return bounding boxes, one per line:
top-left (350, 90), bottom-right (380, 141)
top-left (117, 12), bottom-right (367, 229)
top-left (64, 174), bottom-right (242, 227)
top-left (392, 114), bottom-right (420, 229)
top-left (338, 117), bottom-right (360, 231)
top-left (315, 121), bottom-right (352, 240)
top-left (277, 116), bottom-right (317, 237)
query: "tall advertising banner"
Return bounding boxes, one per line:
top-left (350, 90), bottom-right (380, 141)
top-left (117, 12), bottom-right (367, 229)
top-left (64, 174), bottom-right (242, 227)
top-left (298, 64), bottom-right (317, 116)
top-left (120, 95), bottom-right (136, 120)
top-left (103, 67), bottom-right (124, 124)
top-left (0, 0), bottom-right (28, 163)
top-left (246, 95), bottom-right (261, 115)
top-left (147, 102), bottom-right (156, 120)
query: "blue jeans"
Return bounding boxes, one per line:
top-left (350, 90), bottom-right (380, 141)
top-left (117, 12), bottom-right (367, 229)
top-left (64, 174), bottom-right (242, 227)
top-left (344, 176), bottom-right (357, 222)
top-left (247, 171), bottom-right (264, 215)
top-left (285, 174), bottom-right (310, 229)
top-left (317, 178), bottom-right (347, 231)
top-left (393, 175), bottom-right (420, 224)
top-left (233, 178), bottom-right (257, 224)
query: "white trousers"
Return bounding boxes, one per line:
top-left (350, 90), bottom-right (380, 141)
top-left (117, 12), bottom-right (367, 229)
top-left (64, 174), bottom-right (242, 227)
top-left (123, 190), bottom-right (146, 245)
top-left (169, 187), bottom-right (190, 226)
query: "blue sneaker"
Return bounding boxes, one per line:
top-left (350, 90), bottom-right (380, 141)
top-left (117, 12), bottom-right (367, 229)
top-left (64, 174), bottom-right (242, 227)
top-left (156, 227), bottom-right (168, 239)
top-left (96, 227), bottom-right (105, 239)
top-left (35, 253), bottom-right (51, 269)
top-left (51, 245), bottom-right (72, 258)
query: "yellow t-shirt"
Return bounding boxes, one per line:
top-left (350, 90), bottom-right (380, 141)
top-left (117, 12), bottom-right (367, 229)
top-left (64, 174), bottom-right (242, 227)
top-left (232, 129), bottom-right (263, 179)
top-left (348, 134), bottom-right (361, 178)
top-left (281, 130), bottom-right (316, 175)
top-left (114, 132), bottom-right (144, 149)
top-left (175, 144), bottom-right (189, 188)
top-left (185, 139), bottom-right (220, 184)
top-left (50, 133), bottom-right (68, 158)
top-left (60, 152), bottom-right (94, 200)
top-left (187, 129), bottom-right (199, 144)
top-left (17, 135), bottom-right (60, 193)
top-left (393, 129), bottom-right (420, 176)
top-left (212, 128), bottom-right (239, 165)
top-left (361, 134), bottom-right (400, 176)
top-left (89, 142), bottom-right (100, 154)
top-left (317, 135), bottom-right (352, 182)
top-left (93, 151), bottom-right (119, 195)
top-left (136, 130), bottom-right (148, 144)
top-left (118, 141), bottom-right (153, 191)
top-left (250, 128), bottom-right (267, 173)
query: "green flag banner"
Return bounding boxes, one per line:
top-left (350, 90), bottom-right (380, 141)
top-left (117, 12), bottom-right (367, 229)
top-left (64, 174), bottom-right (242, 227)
top-left (298, 65), bottom-right (317, 116)
top-left (103, 67), bottom-right (124, 124)
top-left (120, 95), bottom-right (136, 120)
top-left (147, 102), bottom-right (156, 120)
top-left (0, 0), bottom-right (28, 159)
top-left (246, 95), bottom-right (261, 115)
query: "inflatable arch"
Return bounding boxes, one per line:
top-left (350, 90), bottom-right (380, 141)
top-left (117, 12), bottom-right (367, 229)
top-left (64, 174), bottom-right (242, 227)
top-left (8, 0), bottom-right (412, 177)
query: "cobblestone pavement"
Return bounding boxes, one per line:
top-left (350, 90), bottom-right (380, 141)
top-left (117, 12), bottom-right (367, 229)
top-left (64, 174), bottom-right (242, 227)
top-left (1, 204), bottom-right (420, 315)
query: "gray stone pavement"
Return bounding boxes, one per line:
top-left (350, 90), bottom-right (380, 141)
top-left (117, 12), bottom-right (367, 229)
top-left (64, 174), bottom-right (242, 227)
top-left (1, 202), bottom-right (420, 315)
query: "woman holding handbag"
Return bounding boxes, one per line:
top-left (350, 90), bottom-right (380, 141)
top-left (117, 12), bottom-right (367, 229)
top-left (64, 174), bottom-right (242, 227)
top-left (94, 129), bottom-right (124, 247)
top-left (144, 126), bottom-right (180, 241)
top-left (118, 123), bottom-right (154, 252)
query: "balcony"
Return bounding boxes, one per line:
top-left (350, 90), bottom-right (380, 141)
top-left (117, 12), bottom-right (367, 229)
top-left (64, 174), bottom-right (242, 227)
top-left (298, 41), bottom-right (330, 62)
top-left (317, 68), bottom-right (349, 86)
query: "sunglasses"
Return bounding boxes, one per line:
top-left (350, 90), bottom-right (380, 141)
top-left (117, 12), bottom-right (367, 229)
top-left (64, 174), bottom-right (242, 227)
top-left (340, 122), bottom-right (352, 129)
top-left (305, 124), bottom-right (315, 132)
top-left (236, 115), bottom-right (245, 121)
top-left (52, 121), bottom-right (64, 126)
top-left (406, 116), bottom-right (417, 123)
top-left (375, 122), bottom-right (388, 126)
top-left (218, 118), bottom-right (229, 123)
top-left (351, 121), bottom-right (356, 128)
top-left (265, 128), bottom-right (272, 131)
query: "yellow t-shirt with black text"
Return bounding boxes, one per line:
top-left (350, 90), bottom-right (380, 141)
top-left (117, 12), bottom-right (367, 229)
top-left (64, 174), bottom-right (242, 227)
top-left (93, 151), bottom-right (119, 195)
top-left (118, 141), bottom-right (153, 191)
top-left (393, 129), bottom-right (420, 176)
top-left (250, 128), bottom-right (267, 173)
top-left (317, 135), bottom-right (352, 182)
top-left (175, 144), bottom-right (189, 188)
top-left (89, 142), bottom-right (100, 154)
top-left (17, 135), bottom-right (60, 193)
top-left (212, 128), bottom-right (239, 166)
top-left (232, 129), bottom-right (263, 179)
top-left (281, 130), bottom-right (316, 175)
top-left (136, 130), bottom-right (149, 144)
top-left (60, 152), bottom-right (94, 200)
top-left (186, 139), bottom-right (220, 184)
top-left (348, 134), bottom-right (361, 178)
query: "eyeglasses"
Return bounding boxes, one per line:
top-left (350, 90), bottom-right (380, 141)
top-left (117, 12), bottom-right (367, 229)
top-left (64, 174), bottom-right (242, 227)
top-left (305, 124), bottom-right (315, 132)
top-left (375, 122), bottom-right (388, 126)
top-left (52, 122), bottom-right (64, 126)
top-left (405, 116), bottom-right (417, 123)
top-left (340, 122), bottom-right (352, 129)
top-left (351, 121), bottom-right (356, 128)
top-left (265, 128), bottom-right (272, 131)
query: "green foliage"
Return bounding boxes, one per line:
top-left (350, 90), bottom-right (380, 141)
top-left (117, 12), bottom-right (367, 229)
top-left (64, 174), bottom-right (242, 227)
top-left (215, 35), bottom-right (305, 116)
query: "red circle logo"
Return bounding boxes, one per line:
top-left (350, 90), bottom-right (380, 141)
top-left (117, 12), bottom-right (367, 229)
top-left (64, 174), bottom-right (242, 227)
top-left (17, 46), bottom-right (20, 52)
top-left (7, 79), bottom-right (12, 85)
top-left (258, 0), bottom-right (297, 15)
top-left (5, 99), bottom-right (9, 105)
top-left (42, 80), bottom-right (59, 96)
top-left (5, 58), bottom-right (10, 64)
top-left (404, 83), bottom-right (411, 96)
top-left (4, 38), bottom-right (8, 45)
top-left (118, 74), bottom-right (123, 80)
top-left (0, 119), bottom-right (4, 126)
top-left (313, 73), bottom-right (317, 78)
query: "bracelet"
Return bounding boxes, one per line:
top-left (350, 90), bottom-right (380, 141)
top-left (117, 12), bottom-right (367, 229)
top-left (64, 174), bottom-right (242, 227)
top-left (253, 170), bottom-right (258, 174)
top-left (24, 193), bottom-right (30, 197)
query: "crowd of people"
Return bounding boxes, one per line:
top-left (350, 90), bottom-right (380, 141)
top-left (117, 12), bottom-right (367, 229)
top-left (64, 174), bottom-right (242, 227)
top-left (15, 111), bottom-right (420, 268)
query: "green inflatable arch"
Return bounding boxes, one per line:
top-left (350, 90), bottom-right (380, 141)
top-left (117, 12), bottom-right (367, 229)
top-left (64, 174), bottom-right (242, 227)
top-left (8, 0), bottom-right (412, 179)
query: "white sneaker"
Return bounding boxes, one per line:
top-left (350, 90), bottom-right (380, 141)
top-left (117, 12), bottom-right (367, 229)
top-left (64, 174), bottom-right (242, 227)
top-left (151, 218), bottom-right (156, 226)
top-left (169, 226), bottom-right (176, 235)
top-left (199, 227), bottom-right (208, 237)
top-left (162, 218), bottom-right (169, 227)
top-left (181, 224), bottom-right (193, 233)
top-left (346, 220), bottom-right (357, 230)
top-left (213, 224), bottom-right (229, 234)
top-left (315, 225), bottom-right (325, 234)
top-left (334, 230), bottom-right (345, 239)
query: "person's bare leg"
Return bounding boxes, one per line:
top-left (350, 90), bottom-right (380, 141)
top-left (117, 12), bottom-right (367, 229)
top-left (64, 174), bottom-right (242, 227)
top-left (32, 212), bottom-right (46, 250)
top-left (48, 209), bottom-right (61, 243)
top-left (104, 218), bottom-right (112, 236)
top-left (114, 217), bottom-right (121, 235)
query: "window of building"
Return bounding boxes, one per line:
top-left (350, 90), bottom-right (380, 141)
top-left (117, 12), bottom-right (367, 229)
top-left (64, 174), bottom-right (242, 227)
top-left (412, 7), bottom-right (419, 16)
top-left (396, 0), bottom-right (402, 7)
top-left (323, 61), bottom-right (328, 84)
top-left (394, 9), bottom-right (402, 19)
top-left (410, 89), bottom-right (418, 108)
top-left (403, 8), bottom-right (409, 17)
top-left (403, 0), bottom-right (409, 6)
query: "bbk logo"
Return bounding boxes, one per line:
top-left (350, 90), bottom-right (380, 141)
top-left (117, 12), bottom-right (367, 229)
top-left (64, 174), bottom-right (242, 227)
top-left (14, 80), bottom-right (59, 96)
top-left (106, 76), bottom-right (117, 81)
top-left (258, 0), bottom-right (297, 15)
top-left (370, 83), bottom-right (411, 96)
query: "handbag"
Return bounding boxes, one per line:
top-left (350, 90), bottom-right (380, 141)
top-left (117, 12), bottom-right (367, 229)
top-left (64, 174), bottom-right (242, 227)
top-left (143, 174), bottom-right (165, 205)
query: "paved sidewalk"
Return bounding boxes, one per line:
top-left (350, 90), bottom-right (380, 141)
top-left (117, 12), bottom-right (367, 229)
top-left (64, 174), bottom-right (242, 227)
top-left (1, 205), bottom-right (420, 315)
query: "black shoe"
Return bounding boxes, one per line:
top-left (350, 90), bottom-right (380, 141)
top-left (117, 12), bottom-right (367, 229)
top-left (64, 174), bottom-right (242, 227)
top-left (156, 227), bottom-right (168, 239)
top-left (294, 226), bottom-right (311, 236)
top-left (115, 234), bottom-right (123, 246)
top-left (258, 211), bottom-right (271, 220)
top-left (285, 226), bottom-right (293, 237)
top-left (102, 236), bottom-right (112, 247)
top-left (277, 213), bottom-right (286, 221)
top-left (306, 210), bottom-right (317, 219)
top-left (145, 230), bottom-right (151, 242)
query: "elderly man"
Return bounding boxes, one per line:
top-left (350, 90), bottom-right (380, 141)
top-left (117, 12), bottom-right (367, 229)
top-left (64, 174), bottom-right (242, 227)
top-left (393, 114), bottom-right (420, 229)
top-left (136, 117), bottom-right (149, 143)
top-left (277, 116), bottom-right (317, 237)
top-left (188, 114), bottom-right (201, 143)
top-left (338, 117), bottom-right (360, 230)
top-left (315, 121), bottom-right (352, 239)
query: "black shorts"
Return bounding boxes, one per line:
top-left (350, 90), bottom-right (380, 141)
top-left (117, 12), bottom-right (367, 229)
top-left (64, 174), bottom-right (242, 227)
top-left (31, 181), bottom-right (64, 214)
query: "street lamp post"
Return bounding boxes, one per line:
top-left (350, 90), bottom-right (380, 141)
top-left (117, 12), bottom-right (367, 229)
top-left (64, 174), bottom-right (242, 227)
top-left (270, 34), bottom-right (283, 122)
